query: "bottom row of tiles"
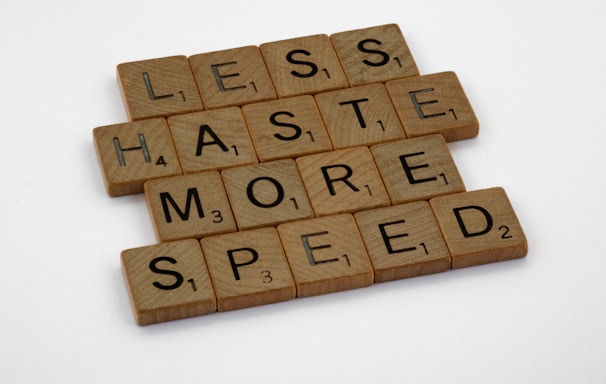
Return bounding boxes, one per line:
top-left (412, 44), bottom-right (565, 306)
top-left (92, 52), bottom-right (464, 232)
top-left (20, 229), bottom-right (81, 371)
top-left (121, 187), bottom-right (527, 325)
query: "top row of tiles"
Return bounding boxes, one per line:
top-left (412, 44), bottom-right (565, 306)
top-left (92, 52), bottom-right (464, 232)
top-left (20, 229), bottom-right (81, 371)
top-left (117, 24), bottom-right (419, 121)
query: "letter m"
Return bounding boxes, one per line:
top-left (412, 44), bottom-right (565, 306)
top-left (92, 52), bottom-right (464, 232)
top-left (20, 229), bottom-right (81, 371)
top-left (159, 188), bottom-right (204, 223)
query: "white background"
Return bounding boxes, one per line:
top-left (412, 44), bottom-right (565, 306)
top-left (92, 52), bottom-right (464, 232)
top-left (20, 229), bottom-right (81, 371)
top-left (2, 1), bottom-right (605, 382)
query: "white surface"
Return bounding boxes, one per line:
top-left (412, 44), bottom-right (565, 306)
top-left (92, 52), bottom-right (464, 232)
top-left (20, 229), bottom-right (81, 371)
top-left (2, 1), bottom-right (605, 382)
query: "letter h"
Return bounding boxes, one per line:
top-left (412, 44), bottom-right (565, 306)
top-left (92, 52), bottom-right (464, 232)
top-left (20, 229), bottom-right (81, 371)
top-left (113, 134), bottom-right (151, 167)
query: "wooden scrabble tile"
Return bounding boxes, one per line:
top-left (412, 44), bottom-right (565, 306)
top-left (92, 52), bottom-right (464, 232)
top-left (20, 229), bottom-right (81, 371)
top-left (200, 227), bottom-right (296, 311)
top-left (385, 71), bottom-right (479, 142)
top-left (189, 46), bottom-right (277, 110)
top-left (296, 147), bottom-right (390, 217)
top-left (330, 23), bottom-right (419, 86)
top-left (221, 159), bottom-right (314, 230)
top-left (167, 107), bottom-right (258, 173)
top-left (121, 239), bottom-right (216, 325)
top-left (277, 214), bottom-right (374, 297)
top-left (260, 34), bottom-right (349, 98)
top-left (117, 56), bottom-right (204, 121)
top-left (93, 118), bottom-right (182, 197)
top-left (370, 134), bottom-right (466, 204)
top-left (314, 83), bottom-right (406, 149)
top-left (241, 95), bottom-right (333, 161)
top-left (144, 172), bottom-right (237, 242)
top-left (354, 201), bottom-right (451, 282)
top-left (429, 187), bottom-right (528, 269)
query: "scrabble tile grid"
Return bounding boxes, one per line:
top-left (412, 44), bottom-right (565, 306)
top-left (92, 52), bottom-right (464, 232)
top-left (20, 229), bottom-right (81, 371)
top-left (93, 23), bottom-right (528, 326)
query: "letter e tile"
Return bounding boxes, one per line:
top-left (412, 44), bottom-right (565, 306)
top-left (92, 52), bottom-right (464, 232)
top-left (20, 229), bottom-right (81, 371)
top-left (386, 71), bottom-right (479, 141)
top-left (121, 239), bottom-right (216, 326)
top-left (354, 201), bottom-right (451, 282)
top-left (189, 46), bottom-right (276, 109)
top-left (429, 187), bottom-right (528, 269)
top-left (277, 214), bottom-right (374, 297)
top-left (200, 228), bottom-right (296, 311)
top-left (371, 134), bottom-right (465, 204)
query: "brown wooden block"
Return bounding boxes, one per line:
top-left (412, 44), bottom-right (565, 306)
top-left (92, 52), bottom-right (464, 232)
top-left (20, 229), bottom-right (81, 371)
top-left (117, 56), bottom-right (204, 121)
top-left (260, 34), bottom-right (349, 98)
top-left (385, 71), bottom-right (479, 142)
top-left (93, 118), bottom-right (182, 197)
top-left (330, 23), bottom-right (419, 86)
top-left (296, 147), bottom-right (390, 217)
top-left (429, 187), bottom-right (528, 269)
top-left (121, 239), bottom-right (216, 326)
top-left (277, 214), bottom-right (374, 297)
top-left (144, 172), bottom-right (237, 242)
top-left (314, 83), bottom-right (406, 149)
top-left (354, 201), bottom-right (450, 282)
top-left (221, 159), bottom-right (314, 230)
top-left (370, 134), bottom-right (466, 204)
top-left (167, 107), bottom-right (258, 173)
top-left (241, 95), bottom-right (333, 161)
top-left (200, 227), bottom-right (296, 311)
top-left (189, 46), bottom-right (277, 110)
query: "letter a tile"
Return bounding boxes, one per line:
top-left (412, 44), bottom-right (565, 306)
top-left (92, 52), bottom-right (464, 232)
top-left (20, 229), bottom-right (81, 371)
top-left (121, 239), bottom-right (216, 326)
top-left (354, 201), bottom-right (451, 282)
top-left (167, 107), bottom-right (258, 173)
top-left (144, 172), bottom-right (237, 243)
top-left (429, 187), bottom-right (528, 269)
top-left (386, 71), bottom-right (479, 141)
top-left (117, 56), bottom-right (204, 121)
top-left (277, 214), bottom-right (374, 297)
top-left (200, 228), bottom-right (296, 311)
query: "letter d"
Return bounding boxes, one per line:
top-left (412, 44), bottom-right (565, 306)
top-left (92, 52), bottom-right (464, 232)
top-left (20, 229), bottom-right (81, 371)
top-left (453, 205), bottom-right (493, 237)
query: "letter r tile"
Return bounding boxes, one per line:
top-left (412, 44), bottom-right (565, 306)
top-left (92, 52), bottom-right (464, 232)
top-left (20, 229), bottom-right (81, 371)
top-left (121, 239), bottom-right (216, 326)
top-left (277, 214), bottom-right (374, 297)
top-left (386, 71), bottom-right (479, 142)
top-left (429, 187), bottom-right (528, 269)
top-left (354, 201), bottom-right (451, 283)
top-left (117, 56), bottom-right (204, 121)
top-left (93, 118), bottom-right (182, 197)
top-left (200, 227), bottom-right (296, 311)
top-left (144, 172), bottom-right (237, 243)
top-left (296, 147), bottom-right (390, 217)
top-left (189, 46), bottom-right (277, 110)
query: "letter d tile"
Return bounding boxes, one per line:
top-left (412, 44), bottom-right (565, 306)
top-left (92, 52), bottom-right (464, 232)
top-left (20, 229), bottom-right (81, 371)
top-left (429, 187), bottom-right (528, 269)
